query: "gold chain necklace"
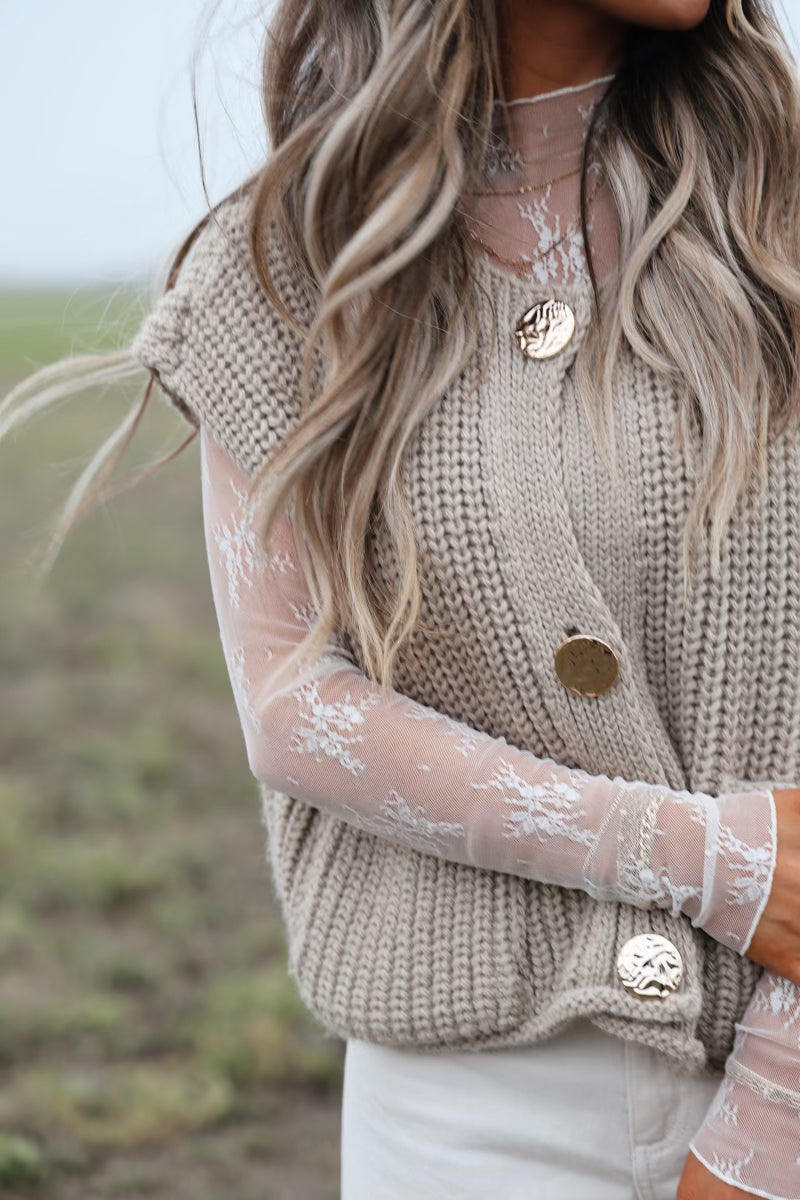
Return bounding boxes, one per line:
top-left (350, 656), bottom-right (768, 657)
top-left (468, 162), bottom-right (581, 199)
top-left (466, 170), bottom-right (604, 278)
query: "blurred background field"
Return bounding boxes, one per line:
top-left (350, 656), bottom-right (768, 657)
top-left (5, 6), bottom-right (800, 1199)
top-left (0, 291), bottom-right (343, 1200)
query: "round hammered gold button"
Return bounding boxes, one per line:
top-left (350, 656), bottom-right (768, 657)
top-left (553, 633), bottom-right (619, 697)
top-left (617, 933), bottom-right (684, 999)
top-left (514, 299), bottom-right (576, 360)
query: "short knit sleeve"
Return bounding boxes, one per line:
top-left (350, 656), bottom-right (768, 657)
top-left (129, 192), bottom-right (317, 478)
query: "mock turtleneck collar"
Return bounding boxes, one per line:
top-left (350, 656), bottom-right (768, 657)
top-left (488, 74), bottom-right (614, 176)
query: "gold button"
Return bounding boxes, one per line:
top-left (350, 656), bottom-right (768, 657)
top-left (616, 933), bottom-right (684, 999)
top-left (554, 633), bottom-right (619, 697)
top-left (514, 299), bottom-right (576, 360)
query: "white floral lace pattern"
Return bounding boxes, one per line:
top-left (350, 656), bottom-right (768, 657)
top-left (341, 792), bottom-right (468, 858)
top-left (690, 975), bottom-right (800, 1200)
top-left (473, 763), bottom-right (599, 848)
top-left (211, 477), bottom-right (263, 608)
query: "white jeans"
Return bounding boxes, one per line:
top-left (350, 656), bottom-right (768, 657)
top-left (340, 1016), bottom-right (723, 1200)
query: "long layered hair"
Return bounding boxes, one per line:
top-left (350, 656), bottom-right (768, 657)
top-left (3, 0), bottom-right (800, 701)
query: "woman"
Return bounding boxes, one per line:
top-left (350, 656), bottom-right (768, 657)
top-left (5, 1), bottom-right (800, 1196)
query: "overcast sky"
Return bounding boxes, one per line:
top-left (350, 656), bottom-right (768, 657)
top-left (3, 0), bottom-right (800, 287)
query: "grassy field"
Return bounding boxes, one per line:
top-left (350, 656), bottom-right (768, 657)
top-left (0, 289), bottom-right (343, 1199)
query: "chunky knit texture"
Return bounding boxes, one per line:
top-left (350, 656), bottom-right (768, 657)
top-left (130, 191), bottom-right (800, 1076)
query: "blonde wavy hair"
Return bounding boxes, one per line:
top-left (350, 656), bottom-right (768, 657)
top-left (3, 0), bottom-right (800, 702)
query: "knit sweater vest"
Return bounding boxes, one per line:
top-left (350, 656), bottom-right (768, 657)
top-left (130, 187), bottom-right (800, 1076)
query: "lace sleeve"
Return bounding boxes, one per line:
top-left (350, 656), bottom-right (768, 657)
top-left (200, 426), bottom-right (776, 956)
top-left (689, 972), bottom-right (800, 1199)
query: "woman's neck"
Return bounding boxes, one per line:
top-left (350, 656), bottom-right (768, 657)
top-left (498, 0), bottom-right (628, 101)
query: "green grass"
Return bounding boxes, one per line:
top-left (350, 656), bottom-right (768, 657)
top-left (0, 290), bottom-right (343, 1200)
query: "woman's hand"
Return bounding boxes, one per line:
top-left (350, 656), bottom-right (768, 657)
top-left (744, 786), bottom-right (800, 986)
top-left (676, 1149), bottom-right (754, 1199)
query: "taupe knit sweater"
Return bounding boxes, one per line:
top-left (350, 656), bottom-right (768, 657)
top-left (130, 191), bottom-right (800, 1076)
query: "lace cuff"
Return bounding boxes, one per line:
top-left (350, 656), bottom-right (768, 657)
top-left (690, 978), bottom-right (800, 1200)
top-left (580, 784), bottom-right (776, 955)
